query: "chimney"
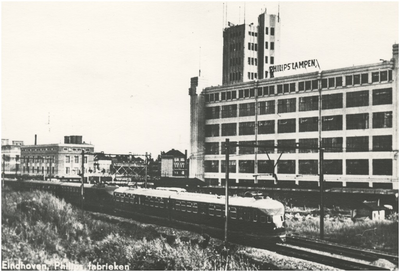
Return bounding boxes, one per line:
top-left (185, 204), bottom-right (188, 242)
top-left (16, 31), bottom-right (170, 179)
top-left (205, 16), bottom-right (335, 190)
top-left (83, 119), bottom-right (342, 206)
top-left (34, 134), bottom-right (37, 145)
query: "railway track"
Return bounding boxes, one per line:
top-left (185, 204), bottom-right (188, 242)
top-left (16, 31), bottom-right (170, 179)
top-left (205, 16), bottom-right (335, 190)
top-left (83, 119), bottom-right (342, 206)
top-left (269, 235), bottom-right (398, 270)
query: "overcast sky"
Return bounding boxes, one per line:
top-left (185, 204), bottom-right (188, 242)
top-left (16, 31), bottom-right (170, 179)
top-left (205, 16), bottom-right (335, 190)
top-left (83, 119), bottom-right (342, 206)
top-left (2, 1), bottom-right (398, 158)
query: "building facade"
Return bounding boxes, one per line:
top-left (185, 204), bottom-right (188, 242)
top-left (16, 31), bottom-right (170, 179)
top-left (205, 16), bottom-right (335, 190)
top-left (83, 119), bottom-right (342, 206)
top-left (222, 10), bottom-right (281, 85)
top-left (20, 136), bottom-right (95, 179)
top-left (161, 149), bottom-right (187, 178)
top-left (1, 140), bottom-right (23, 176)
top-left (189, 44), bottom-right (398, 190)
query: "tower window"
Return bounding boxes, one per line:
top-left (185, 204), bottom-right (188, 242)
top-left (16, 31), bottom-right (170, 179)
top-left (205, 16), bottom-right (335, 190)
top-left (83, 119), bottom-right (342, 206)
top-left (271, 27), bottom-right (275, 35)
top-left (271, 42), bottom-right (275, 50)
top-left (265, 27), bottom-right (268, 35)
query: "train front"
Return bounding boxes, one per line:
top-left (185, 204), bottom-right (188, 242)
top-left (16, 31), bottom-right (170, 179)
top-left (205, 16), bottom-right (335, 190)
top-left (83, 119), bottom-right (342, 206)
top-left (256, 198), bottom-right (286, 242)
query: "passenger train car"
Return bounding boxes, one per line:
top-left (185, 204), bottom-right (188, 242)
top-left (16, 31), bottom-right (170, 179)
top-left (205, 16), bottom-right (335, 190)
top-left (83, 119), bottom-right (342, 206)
top-left (3, 178), bottom-right (286, 243)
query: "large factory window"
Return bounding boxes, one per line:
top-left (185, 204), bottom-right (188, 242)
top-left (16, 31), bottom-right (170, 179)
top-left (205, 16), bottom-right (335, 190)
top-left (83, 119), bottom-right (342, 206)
top-left (278, 98), bottom-right (296, 113)
top-left (353, 74), bottom-right (361, 85)
top-left (322, 115), bottom-right (342, 131)
top-left (277, 160), bottom-right (295, 174)
top-left (299, 96), bottom-right (318, 111)
top-left (372, 72), bottom-right (379, 83)
top-left (336, 76), bottom-right (343, 87)
top-left (258, 140), bottom-right (275, 153)
top-left (278, 139), bottom-right (296, 153)
top-left (373, 88), bottom-right (392, 105)
top-left (239, 122), bottom-right (255, 135)
top-left (239, 103), bottom-right (255, 116)
top-left (222, 104), bottom-right (237, 118)
top-left (239, 141), bottom-right (255, 154)
top-left (346, 90), bottom-right (369, 107)
top-left (373, 135), bottom-right (392, 151)
top-left (205, 124), bottom-right (219, 137)
top-left (278, 119), bottom-right (296, 133)
top-left (373, 159), bottom-right (392, 175)
top-left (239, 160), bottom-right (254, 173)
top-left (322, 137), bottom-right (343, 152)
top-left (205, 142), bottom-right (219, 155)
top-left (299, 82), bottom-right (305, 91)
top-left (299, 138), bottom-right (318, 153)
top-left (221, 160), bottom-right (237, 173)
top-left (346, 160), bottom-right (369, 175)
top-left (346, 75), bottom-right (353, 86)
top-left (205, 106), bottom-right (220, 119)
top-left (258, 160), bottom-right (274, 173)
top-left (323, 160), bottom-right (342, 174)
top-left (346, 136), bottom-right (369, 152)
top-left (204, 160), bottom-right (219, 173)
top-left (328, 78), bottom-right (335, 88)
top-left (269, 85), bottom-right (275, 95)
top-left (299, 117), bottom-right (318, 132)
top-left (221, 141), bottom-right (237, 155)
top-left (299, 160), bottom-right (318, 175)
top-left (322, 78), bottom-right (327, 88)
top-left (346, 113), bottom-right (369, 130)
top-left (323, 93), bottom-right (343, 109)
top-left (361, 73), bottom-right (369, 84)
top-left (380, 71), bottom-right (388, 81)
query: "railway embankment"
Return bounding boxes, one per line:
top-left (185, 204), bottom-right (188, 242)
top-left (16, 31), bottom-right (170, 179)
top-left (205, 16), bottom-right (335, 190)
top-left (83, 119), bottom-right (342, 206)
top-left (2, 188), bottom-right (339, 270)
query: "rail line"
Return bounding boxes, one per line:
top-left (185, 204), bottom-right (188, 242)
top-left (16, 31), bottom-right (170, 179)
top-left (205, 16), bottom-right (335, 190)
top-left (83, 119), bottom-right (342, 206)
top-left (270, 235), bottom-right (398, 270)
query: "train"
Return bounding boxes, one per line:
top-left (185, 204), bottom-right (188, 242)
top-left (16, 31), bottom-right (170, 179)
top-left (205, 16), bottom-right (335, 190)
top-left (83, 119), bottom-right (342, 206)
top-left (3, 178), bottom-right (286, 244)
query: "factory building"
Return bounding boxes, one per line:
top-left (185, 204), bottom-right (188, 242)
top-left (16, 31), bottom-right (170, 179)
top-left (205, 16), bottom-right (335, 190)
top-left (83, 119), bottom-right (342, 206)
top-left (20, 135), bottom-right (94, 180)
top-left (189, 44), bottom-right (398, 190)
top-left (222, 10), bottom-right (281, 85)
top-left (1, 139), bottom-right (23, 176)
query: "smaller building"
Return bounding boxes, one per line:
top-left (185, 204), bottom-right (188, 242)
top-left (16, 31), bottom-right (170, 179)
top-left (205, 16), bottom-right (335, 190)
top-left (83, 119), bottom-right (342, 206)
top-left (352, 200), bottom-right (385, 220)
top-left (160, 149), bottom-right (188, 178)
top-left (1, 139), bottom-right (23, 176)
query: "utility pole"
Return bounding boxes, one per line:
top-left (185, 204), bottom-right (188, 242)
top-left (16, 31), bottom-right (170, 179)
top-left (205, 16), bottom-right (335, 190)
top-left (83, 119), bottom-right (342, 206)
top-left (224, 138), bottom-right (230, 245)
top-left (145, 152), bottom-right (148, 188)
top-left (81, 150), bottom-right (85, 209)
top-left (2, 155), bottom-right (5, 189)
top-left (318, 71), bottom-right (324, 240)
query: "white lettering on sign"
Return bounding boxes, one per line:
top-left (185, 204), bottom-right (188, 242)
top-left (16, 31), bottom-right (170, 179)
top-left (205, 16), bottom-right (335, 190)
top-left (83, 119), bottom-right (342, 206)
top-left (269, 59), bottom-right (320, 73)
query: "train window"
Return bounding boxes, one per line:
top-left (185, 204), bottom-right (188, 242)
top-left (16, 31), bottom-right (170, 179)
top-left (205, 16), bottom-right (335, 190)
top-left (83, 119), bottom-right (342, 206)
top-left (209, 205), bottom-right (215, 216)
top-left (267, 215), bottom-right (272, 223)
top-left (260, 215), bottom-right (267, 223)
top-left (237, 208), bottom-right (243, 220)
top-left (215, 206), bottom-right (222, 217)
top-left (252, 210), bottom-right (258, 222)
top-left (176, 201), bottom-right (181, 211)
top-left (186, 202), bottom-right (192, 213)
top-left (192, 203), bottom-right (198, 214)
top-left (229, 207), bottom-right (237, 219)
top-left (243, 210), bottom-right (251, 221)
top-left (181, 201), bottom-right (186, 212)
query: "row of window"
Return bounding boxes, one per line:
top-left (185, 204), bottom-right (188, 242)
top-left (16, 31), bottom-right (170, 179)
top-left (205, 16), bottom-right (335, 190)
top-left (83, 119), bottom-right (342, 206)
top-left (65, 155), bottom-right (88, 163)
top-left (229, 42), bottom-right (242, 52)
top-left (205, 159), bottom-right (393, 176)
top-left (21, 147), bottom-right (91, 152)
top-left (248, 57), bottom-right (258, 66)
top-left (206, 88), bottom-right (392, 109)
top-left (248, 42), bottom-right (258, 51)
top-left (20, 156), bottom-right (54, 163)
top-left (114, 193), bottom-right (276, 223)
top-left (230, 57), bottom-right (242, 66)
top-left (205, 70), bottom-right (393, 103)
top-left (22, 166), bottom-right (55, 174)
top-left (204, 135), bottom-right (392, 155)
top-left (205, 112), bottom-right (392, 137)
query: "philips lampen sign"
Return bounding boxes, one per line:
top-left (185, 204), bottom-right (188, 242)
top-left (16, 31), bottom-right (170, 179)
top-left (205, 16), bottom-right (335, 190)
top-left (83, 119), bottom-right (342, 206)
top-left (270, 59), bottom-right (320, 73)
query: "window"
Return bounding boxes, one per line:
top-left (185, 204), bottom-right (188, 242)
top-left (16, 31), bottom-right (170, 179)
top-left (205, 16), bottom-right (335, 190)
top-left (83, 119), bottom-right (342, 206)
top-left (290, 83), bottom-right (296, 92)
top-left (205, 124), bottom-right (219, 137)
top-left (222, 123), bottom-right (237, 136)
top-left (322, 93), bottom-right (343, 109)
top-left (299, 117), bottom-right (318, 132)
top-left (84, 156), bottom-right (87, 164)
top-left (278, 119), bottom-right (296, 133)
top-left (277, 139), bottom-right (296, 153)
top-left (372, 72), bottom-right (379, 83)
top-left (373, 135), bottom-right (392, 151)
top-left (271, 42), bottom-right (274, 50)
top-left (380, 71), bottom-right (388, 82)
top-left (222, 104), bottom-right (237, 118)
top-left (239, 122), bottom-right (255, 135)
top-left (328, 78), bottom-right (335, 88)
top-left (239, 160), bottom-right (254, 173)
top-left (345, 75), bottom-right (353, 86)
top-left (346, 160), bottom-right (369, 175)
top-left (265, 27), bottom-right (268, 35)
top-left (354, 74), bottom-right (361, 85)
top-left (230, 207), bottom-right (237, 219)
top-left (258, 160), bottom-right (274, 173)
top-left (74, 156), bottom-right (79, 163)
top-left (206, 106), bottom-right (220, 119)
top-left (361, 73), bottom-right (369, 84)
top-left (322, 115), bottom-right (342, 131)
top-left (284, 84), bottom-right (289, 93)
top-left (221, 160), bottom-right (237, 173)
top-left (239, 103), bottom-right (255, 116)
top-left (346, 113), bottom-right (369, 130)
top-left (65, 156), bottom-right (70, 163)
top-left (258, 100), bottom-right (275, 115)
top-left (322, 137), bottom-right (343, 152)
top-left (205, 143), bottom-right (219, 155)
top-left (322, 79), bottom-right (327, 88)
top-left (323, 160), bottom-right (342, 175)
top-left (270, 27), bottom-right (275, 35)
top-left (258, 120), bottom-right (275, 134)
top-left (373, 159), bottom-right (392, 175)
top-left (258, 140), bottom-right (275, 154)
top-left (299, 82), bottom-right (305, 91)
top-left (271, 57), bottom-right (274, 64)
top-left (346, 91), bottom-right (369, 107)
top-left (299, 96), bottom-right (318, 111)
top-left (239, 89), bottom-right (244, 98)
top-left (336, 76), bottom-right (343, 87)
top-left (346, 136), bottom-right (369, 152)
top-left (278, 98), bottom-right (296, 113)
top-left (66, 167), bottom-right (70, 174)
top-left (278, 160), bottom-right (295, 174)
top-left (269, 86), bottom-right (275, 95)
top-left (277, 84), bottom-right (283, 94)
top-left (204, 161), bottom-right (219, 172)
top-left (373, 112), bottom-right (392, 128)
top-left (239, 141), bottom-right (255, 154)
top-left (299, 160), bottom-right (318, 175)
top-left (299, 138), bottom-right (318, 153)
top-left (221, 141), bottom-right (237, 155)
top-left (257, 88), bottom-right (263, 97)
top-left (305, 81), bottom-right (311, 91)
top-left (265, 56), bottom-right (268, 63)
top-left (373, 88), bottom-right (392, 105)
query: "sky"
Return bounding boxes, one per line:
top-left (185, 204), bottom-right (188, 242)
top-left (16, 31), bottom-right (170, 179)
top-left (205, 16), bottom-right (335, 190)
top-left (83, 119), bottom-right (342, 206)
top-left (2, 1), bottom-right (399, 158)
